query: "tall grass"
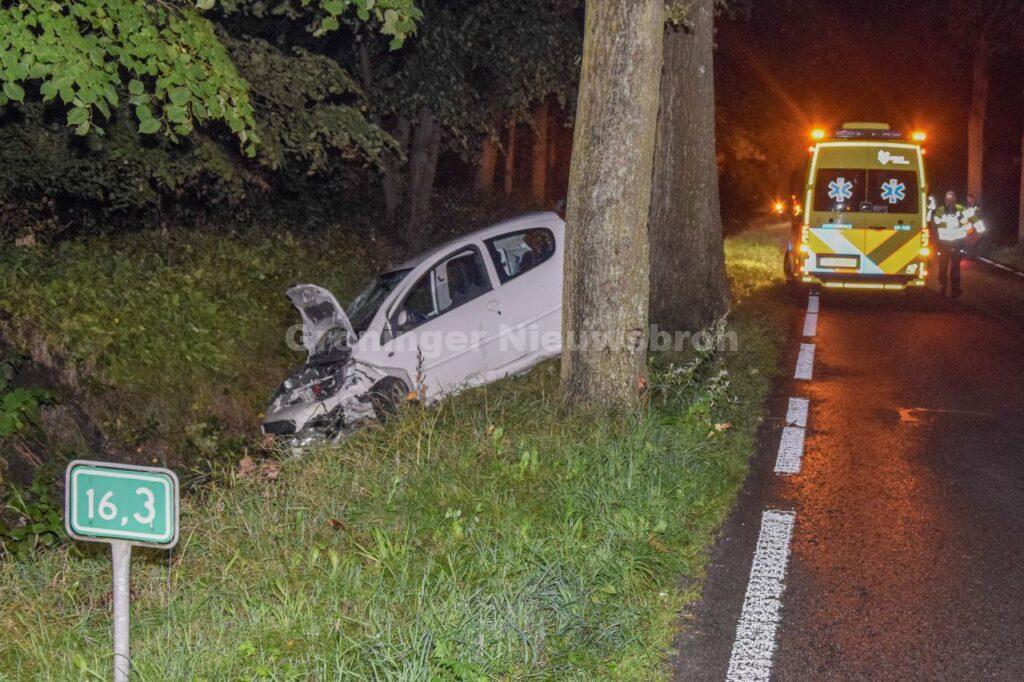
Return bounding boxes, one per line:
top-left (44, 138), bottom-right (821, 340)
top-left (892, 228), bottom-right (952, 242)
top-left (0, 226), bottom-right (788, 680)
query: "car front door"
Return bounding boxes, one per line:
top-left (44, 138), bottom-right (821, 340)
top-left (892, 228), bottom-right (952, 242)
top-left (380, 245), bottom-right (497, 401)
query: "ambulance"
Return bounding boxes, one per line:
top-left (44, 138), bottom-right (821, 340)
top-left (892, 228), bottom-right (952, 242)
top-left (784, 122), bottom-right (931, 291)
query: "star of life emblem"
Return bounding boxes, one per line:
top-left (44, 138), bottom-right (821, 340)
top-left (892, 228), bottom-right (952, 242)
top-left (880, 178), bottom-right (906, 204)
top-left (828, 177), bottom-right (853, 202)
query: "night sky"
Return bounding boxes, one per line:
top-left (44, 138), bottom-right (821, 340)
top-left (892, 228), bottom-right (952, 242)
top-left (718, 0), bottom-right (1024, 238)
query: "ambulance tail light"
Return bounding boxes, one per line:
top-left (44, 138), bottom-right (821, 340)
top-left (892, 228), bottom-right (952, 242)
top-left (919, 247), bottom-right (930, 257)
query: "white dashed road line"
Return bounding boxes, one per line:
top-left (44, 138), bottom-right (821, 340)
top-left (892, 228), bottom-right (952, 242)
top-left (724, 293), bottom-right (816, 679)
top-left (774, 427), bottom-right (806, 475)
top-left (802, 312), bottom-right (818, 337)
top-left (774, 397), bottom-right (809, 475)
top-left (726, 510), bottom-right (797, 682)
top-left (785, 396), bottom-right (809, 428)
top-left (794, 343), bottom-right (815, 381)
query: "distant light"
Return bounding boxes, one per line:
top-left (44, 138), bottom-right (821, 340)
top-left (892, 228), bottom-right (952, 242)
top-left (811, 128), bottom-right (827, 141)
top-left (773, 200), bottom-right (785, 214)
top-left (911, 131), bottom-right (927, 142)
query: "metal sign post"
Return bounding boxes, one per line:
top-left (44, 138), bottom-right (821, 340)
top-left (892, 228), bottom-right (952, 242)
top-left (64, 460), bottom-right (179, 681)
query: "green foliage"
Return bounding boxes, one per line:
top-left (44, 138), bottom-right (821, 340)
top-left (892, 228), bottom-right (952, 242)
top-left (226, 37), bottom-right (396, 173)
top-left (216, 0), bottom-right (423, 48)
top-left (363, 0), bottom-right (582, 157)
top-left (0, 100), bottom-right (248, 238)
top-left (0, 474), bottom-right (66, 559)
top-left (0, 0), bottom-right (259, 153)
top-left (0, 357), bottom-right (52, 438)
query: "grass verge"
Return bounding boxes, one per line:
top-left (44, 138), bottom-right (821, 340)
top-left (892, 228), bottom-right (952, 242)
top-left (986, 244), bottom-right (1024, 273)
top-left (0, 226), bottom-right (789, 679)
top-left (0, 227), bottom-right (384, 461)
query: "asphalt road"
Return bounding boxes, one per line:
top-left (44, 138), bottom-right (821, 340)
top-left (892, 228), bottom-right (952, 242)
top-left (673, 255), bottom-right (1024, 680)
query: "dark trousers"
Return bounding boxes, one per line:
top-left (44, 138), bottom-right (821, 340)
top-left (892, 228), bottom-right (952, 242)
top-left (936, 241), bottom-right (964, 293)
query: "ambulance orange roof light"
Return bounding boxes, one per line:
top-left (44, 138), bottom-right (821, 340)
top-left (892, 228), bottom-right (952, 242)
top-left (911, 130), bottom-right (927, 142)
top-left (811, 128), bottom-right (827, 141)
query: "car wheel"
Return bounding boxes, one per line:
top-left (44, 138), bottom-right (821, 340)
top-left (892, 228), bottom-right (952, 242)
top-left (368, 377), bottom-right (410, 420)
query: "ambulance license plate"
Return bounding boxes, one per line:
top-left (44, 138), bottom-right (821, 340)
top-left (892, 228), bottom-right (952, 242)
top-left (818, 255), bottom-right (859, 269)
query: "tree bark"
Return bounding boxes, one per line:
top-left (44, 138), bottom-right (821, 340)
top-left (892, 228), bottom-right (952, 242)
top-left (648, 0), bottom-right (730, 333)
top-left (359, 40), bottom-right (405, 228)
top-left (403, 106), bottom-right (441, 247)
top-left (561, 0), bottom-right (664, 408)
top-left (503, 122), bottom-right (517, 196)
top-left (477, 134), bottom-right (499, 193)
top-left (383, 117), bottom-right (410, 227)
top-left (531, 99), bottom-right (550, 205)
top-left (967, 35), bottom-right (989, 202)
top-left (1019, 125), bottom-right (1024, 245)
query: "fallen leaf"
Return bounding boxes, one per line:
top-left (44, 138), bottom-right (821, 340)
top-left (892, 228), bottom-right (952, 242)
top-left (237, 456), bottom-right (280, 481)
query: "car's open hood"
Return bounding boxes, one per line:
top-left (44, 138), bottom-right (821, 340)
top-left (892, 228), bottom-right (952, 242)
top-left (286, 285), bottom-right (356, 356)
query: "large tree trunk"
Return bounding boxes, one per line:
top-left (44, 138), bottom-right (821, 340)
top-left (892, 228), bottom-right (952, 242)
top-left (403, 106), bottom-right (441, 247)
top-left (477, 134), bottom-right (499, 193)
top-left (1018, 125), bottom-right (1024, 245)
top-left (359, 40), bottom-right (406, 228)
top-left (383, 118), bottom-right (410, 226)
top-left (561, 0), bottom-right (664, 408)
top-left (503, 122), bottom-right (517, 196)
top-left (967, 36), bottom-right (989, 202)
top-left (648, 0), bottom-right (730, 333)
top-left (531, 99), bottom-right (550, 205)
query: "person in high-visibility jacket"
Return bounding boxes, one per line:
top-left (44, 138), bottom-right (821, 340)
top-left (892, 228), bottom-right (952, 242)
top-left (930, 190), bottom-right (986, 297)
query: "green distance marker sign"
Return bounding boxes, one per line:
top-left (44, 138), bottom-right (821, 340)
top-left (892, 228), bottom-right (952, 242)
top-left (65, 460), bottom-right (179, 548)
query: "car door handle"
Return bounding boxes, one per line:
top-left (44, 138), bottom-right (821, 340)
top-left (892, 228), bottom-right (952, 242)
top-left (486, 300), bottom-right (501, 313)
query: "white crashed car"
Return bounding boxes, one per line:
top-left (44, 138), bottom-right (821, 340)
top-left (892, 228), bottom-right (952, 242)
top-left (263, 212), bottom-right (564, 445)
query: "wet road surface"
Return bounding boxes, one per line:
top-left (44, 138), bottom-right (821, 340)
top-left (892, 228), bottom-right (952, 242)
top-left (673, 256), bottom-right (1024, 680)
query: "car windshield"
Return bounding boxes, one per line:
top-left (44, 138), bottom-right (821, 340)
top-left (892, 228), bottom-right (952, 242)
top-left (346, 269), bottom-right (411, 335)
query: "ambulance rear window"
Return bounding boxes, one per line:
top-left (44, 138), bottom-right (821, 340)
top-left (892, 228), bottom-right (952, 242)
top-left (813, 169), bottom-right (919, 213)
top-left (813, 170), bottom-right (865, 212)
top-left (867, 170), bottom-right (919, 213)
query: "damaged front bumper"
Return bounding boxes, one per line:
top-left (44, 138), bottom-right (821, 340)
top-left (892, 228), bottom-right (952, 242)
top-left (262, 361), bottom-right (384, 445)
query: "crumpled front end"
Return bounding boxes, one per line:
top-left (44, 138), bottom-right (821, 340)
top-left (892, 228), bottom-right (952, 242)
top-left (262, 361), bottom-right (383, 446)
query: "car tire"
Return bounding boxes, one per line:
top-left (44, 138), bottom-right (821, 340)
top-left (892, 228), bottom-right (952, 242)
top-left (368, 377), bottom-right (410, 420)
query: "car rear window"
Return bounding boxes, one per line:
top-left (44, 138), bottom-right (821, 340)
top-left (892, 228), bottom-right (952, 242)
top-left (485, 228), bottom-right (556, 283)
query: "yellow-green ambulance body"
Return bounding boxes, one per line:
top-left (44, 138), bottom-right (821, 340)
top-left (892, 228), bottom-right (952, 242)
top-left (785, 123), bottom-right (930, 290)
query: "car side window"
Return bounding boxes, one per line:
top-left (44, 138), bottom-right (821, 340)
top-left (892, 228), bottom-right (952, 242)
top-left (391, 247), bottom-right (493, 335)
top-left (484, 228), bottom-right (556, 283)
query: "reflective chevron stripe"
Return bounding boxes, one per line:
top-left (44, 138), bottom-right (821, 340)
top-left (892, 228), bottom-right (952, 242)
top-left (807, 226), bottom-right (922, 276)
top-left (866, 229), bottom-right (919, 267)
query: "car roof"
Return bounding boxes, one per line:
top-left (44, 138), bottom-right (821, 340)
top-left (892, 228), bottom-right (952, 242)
top-left (388, 211), bottom-right (564, 272)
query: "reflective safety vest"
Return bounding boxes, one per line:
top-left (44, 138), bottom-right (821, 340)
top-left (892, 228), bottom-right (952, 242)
top-left (962, 205), bottom-right (987, 235)
top-left (933, 203), bottom-right (974, 242)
